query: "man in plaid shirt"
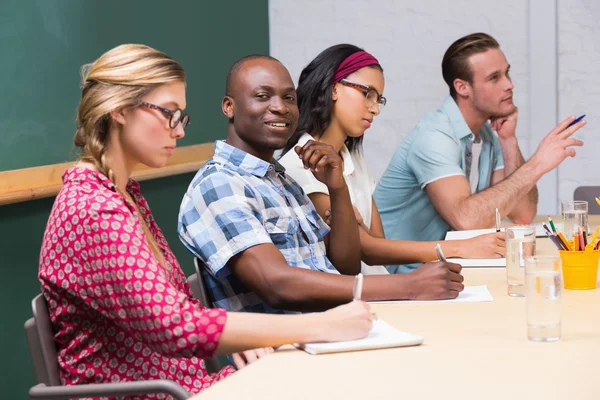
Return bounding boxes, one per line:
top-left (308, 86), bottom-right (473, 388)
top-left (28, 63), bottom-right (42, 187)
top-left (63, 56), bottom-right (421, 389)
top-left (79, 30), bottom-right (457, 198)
top-left (178, 55), bottom-right (464, 313)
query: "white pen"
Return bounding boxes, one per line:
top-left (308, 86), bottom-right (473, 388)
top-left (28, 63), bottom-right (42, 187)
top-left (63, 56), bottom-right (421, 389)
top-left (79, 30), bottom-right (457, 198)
top-left (495, 208), bottom-right (501, 232)
top-left (434, 243), bottom-right (447, 262)
top-left (353, 273), bottom-right (363, 301)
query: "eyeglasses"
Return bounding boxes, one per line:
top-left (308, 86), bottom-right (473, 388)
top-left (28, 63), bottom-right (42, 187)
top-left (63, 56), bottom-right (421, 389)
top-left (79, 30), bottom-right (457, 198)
top-left (339, 79), bottom-right (386, 108)
top-left (139, 101), bottom-right (191, 129)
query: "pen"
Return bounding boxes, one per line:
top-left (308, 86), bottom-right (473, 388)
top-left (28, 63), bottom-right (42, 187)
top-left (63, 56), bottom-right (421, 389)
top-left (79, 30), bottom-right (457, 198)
top-left (544, 230), bottom-right (564, 250)
top-left (495, 208), bottom-right (501, 232)
top-left (557, 231), bottom-right (570, 251)
top-left (353, 273), bottom-right (363, 301)
top-left (567, 114), bottom-right (585, 128)
top-left (542, 223), bottom-right (552, 234)
top-left (548, 217), bottom-right (557, 234)
top-left (435, 243), bottom-right (447, 262)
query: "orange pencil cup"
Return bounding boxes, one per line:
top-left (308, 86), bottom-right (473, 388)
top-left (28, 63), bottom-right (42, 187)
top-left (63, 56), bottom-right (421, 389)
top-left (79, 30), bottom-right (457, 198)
top-left (558, 250), bottom-right (600, 290)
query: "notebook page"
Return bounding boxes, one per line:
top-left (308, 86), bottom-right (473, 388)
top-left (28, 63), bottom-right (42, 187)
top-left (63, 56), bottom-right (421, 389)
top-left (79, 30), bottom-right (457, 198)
top-left (369, 285), bottom-right (494, 304)
top-left (295, 320), bottom-right (424, 355)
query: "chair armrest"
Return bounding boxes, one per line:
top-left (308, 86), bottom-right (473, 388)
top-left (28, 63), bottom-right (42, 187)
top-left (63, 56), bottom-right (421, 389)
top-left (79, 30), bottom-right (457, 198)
top-left (29, 380), bottom-right (191, 400)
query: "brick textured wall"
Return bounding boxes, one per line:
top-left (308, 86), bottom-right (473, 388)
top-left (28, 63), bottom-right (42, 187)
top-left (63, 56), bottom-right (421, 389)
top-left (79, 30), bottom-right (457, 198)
top-left (558, 0), bottom-right (600, 202)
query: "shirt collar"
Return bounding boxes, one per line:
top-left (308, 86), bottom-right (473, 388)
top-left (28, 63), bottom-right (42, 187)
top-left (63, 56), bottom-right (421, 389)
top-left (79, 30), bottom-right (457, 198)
top-left (440, 96), bottom-right (474, 140)
top-left (213, 140), bottom-right (286, 178)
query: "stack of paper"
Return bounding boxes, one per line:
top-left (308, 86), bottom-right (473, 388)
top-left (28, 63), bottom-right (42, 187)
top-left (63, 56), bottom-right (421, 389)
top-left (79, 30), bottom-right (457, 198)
top-left (295, 320), bottom-right (424, 355)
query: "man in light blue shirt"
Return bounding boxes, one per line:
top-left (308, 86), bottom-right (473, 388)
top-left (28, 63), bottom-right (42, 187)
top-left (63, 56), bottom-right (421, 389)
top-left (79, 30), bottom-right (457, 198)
top-left (374, 32), bottom-right (585, 273)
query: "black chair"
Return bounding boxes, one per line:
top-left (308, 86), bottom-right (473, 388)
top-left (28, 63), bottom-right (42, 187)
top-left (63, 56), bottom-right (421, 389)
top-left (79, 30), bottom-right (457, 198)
top-left (24, 294), bottom-right (191, 400)
top-left (187, 258), bottom-right (213, 309)
top-left (186, 261), bottom-right (221, 374)
top-left (574, 186), bottom-right (600, 215)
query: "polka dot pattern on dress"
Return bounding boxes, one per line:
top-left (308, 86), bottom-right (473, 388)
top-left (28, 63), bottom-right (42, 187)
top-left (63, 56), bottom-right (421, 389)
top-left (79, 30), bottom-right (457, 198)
top-left (39, 167), bottom-right (235, 399)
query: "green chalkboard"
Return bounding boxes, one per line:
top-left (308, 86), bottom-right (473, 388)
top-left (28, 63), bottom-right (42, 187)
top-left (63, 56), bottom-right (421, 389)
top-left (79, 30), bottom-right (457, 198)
top-left (0, 1), bottom-right (269, 398)
top-left (0, 173), bottom-right (205, 398)
top-left (0, 0), bottom-right (269, 172)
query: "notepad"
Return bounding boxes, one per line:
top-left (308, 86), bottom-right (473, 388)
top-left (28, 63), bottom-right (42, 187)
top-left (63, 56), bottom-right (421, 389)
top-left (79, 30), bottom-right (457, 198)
top-left (369, 285), bottom-right (494, 304)
top-left (443, 226), bottom-right (544, 267)
top-left (444, 224), bottom-right (557, 240)
top-left (295, 320), bottom-right (424, 355)
top-left (446, 257), bottom-right (506, 267)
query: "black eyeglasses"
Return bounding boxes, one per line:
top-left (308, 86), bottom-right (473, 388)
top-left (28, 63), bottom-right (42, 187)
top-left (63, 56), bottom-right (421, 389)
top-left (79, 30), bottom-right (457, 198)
top-left (339, 79), bottom-right (387, 108)
top-left (139, 101), bottom-right (191, 129)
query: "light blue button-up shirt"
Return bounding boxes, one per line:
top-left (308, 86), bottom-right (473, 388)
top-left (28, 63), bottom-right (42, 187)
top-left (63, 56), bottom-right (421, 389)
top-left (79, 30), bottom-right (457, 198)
top-left (373, 96), bottom-right (504, 273)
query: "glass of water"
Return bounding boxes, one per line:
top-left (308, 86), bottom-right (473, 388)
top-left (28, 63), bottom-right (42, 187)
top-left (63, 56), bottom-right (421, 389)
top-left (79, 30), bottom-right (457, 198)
top-left (525, 255), bottom-right (562, 342)
top-left (561, 200), bottom-right (588, 240)
top-left (505, 226), bottom-right (536, 297)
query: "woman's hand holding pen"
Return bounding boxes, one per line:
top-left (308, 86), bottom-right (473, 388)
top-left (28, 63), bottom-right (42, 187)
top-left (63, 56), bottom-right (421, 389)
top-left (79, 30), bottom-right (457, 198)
top-left (309, 300), bottom-right (374, 343)
top-left (460, 232), bottom-right (506, 259)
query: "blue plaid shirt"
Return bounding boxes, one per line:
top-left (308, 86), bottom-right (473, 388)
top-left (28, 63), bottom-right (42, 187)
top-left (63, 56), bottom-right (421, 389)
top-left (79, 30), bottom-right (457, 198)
top-left (178, 140), bottom-right (338, 314)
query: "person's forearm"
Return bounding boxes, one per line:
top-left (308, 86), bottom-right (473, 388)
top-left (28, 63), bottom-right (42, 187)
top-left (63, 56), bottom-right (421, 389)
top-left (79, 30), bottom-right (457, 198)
top-left (360, 229), bottom-right (474, 265)
top-left (499, 137), bottom-right (538, 223)
top-left (499, 137), bottom-right (523, 175)
top-left (360, 230), bottom-right (437, 265)
top-left (255, 267), bottom-right (413, 312)
top-left (216, 312), bottom-right (329, 355)
top-left (327, 184), bottom-right (361, 275)
top-left (452, 161), bottom-right (542, 230)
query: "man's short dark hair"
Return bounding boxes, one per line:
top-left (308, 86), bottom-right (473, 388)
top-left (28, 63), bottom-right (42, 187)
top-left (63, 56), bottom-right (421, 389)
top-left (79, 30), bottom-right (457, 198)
top-left (225, 54), bottom-right (280, 96)
top-left (442, 33), bottom-right (500, 100)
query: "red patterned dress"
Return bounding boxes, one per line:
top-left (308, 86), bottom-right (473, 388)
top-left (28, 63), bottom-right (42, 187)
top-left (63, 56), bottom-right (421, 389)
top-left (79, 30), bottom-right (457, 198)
top-left (39, 166), bottom-right (235, 399)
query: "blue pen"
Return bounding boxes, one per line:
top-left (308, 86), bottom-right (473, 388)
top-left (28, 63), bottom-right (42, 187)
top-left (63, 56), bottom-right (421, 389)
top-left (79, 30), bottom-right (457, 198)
top-left (567, 114), bottom-right (586, 128)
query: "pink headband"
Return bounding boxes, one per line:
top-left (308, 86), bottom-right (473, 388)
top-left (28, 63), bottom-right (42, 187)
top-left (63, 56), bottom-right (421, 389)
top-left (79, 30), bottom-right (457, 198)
top-left (332, 51), bottom-right (380, 83)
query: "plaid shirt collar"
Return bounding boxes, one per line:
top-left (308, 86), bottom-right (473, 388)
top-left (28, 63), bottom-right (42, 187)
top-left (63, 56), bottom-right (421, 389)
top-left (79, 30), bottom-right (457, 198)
top-left (213, 140), bottom-right (286, 178)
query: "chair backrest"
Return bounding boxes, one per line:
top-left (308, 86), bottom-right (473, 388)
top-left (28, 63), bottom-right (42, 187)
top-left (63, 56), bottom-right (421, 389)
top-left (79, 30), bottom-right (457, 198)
top-left (29, 294), bottom-right (62, 386)
top-left (24, 317), bottom-right (48, 385)
top-left (190, 258), bottom-right (213, 307)
top-left (574, 186), bottom-right (600, 215)
top-left (186, 274), bottom-right (207, 307)
top-left (187, 259), bottom-right (221, 374)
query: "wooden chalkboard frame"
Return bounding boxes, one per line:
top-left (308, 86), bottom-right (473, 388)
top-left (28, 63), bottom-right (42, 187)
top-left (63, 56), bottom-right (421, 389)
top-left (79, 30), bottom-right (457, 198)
top-left (0, 142), bottom-right (213, 205)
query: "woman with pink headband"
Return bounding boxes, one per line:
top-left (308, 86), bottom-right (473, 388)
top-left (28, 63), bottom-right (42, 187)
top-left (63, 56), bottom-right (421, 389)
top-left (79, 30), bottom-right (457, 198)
top-left (280, 44), bottom-right (505, 274)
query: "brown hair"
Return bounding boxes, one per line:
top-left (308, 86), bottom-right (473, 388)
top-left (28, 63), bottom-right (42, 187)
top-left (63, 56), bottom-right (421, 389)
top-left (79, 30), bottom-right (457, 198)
top-left (74, 44), bottom-right (185, 268)
top-left (441, 33), bottom-right (500, 100)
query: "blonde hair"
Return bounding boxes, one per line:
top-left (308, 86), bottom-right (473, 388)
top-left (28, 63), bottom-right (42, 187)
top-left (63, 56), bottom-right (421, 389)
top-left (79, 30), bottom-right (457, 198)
top-left (74, 43), bottom-right (185, 268)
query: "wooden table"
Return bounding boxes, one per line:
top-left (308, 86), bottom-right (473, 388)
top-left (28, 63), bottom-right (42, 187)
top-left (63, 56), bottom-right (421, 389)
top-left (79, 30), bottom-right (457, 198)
top-left (192, 217), bottom-right (600, 400)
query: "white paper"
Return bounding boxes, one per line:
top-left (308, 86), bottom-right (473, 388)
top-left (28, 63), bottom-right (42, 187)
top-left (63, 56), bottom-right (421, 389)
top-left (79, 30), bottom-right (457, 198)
top-left (369, 285), bottom-right (494, 304)
top-left (446, 257), bottom-right (506, 267)
top-left (295, 320), bottom-right (424, 355)
top-left (444, 224), bottom-right (555, 240)
top-left (445, 228), bottom-right (501, 240)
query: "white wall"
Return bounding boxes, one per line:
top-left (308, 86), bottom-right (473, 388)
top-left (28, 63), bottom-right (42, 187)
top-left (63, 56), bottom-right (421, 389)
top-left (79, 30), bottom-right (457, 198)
top-left (558, 0), bottom-right (600, 203)
top-left (269, 0), bottom-right (530, 180)
top-left (271, 0), bottom-right (600, 214)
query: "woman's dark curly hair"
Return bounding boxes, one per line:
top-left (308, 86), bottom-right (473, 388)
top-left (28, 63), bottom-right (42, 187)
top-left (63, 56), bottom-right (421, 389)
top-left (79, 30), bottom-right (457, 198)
top-left (281, 44), bottom-right (383, 156)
